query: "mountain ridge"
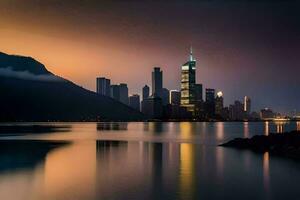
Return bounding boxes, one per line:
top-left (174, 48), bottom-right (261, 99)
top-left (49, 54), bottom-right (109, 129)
top-left (0, 51), bottom-right (145, 121)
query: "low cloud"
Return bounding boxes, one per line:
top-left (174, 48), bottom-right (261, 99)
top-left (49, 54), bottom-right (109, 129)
top-left (0, 67), bottom-right (63, 82)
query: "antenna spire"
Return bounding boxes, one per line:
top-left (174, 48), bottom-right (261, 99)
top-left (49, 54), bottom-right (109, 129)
top-left (189, 46), bottom-right (193, 61)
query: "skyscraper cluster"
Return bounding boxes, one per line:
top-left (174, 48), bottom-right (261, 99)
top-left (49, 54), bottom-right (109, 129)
top-left (96, 77), bottom-right (137, 110)
top-left (96, 47), bottom-right (261, 121)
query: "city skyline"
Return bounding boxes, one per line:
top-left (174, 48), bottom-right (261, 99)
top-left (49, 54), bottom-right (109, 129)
top-left (0, 0), bottom-right (299, 114)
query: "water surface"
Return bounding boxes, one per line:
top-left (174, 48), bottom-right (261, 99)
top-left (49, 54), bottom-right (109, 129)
top-left (0, 122), bottom-right (299, 200)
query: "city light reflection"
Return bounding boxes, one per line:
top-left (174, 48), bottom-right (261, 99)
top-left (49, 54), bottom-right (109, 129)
top-left (264, 121), bottom-right (269, 136)
top-left (216, 122), bottom-right (225, 140)
top-left (275, 122), bottom-right (284, 133)
top-left (243, 122), bottom-right (249, 138)
top-left (263, 152), bottom-right (270, 198)
top-left (179, 143), bottom-right (195, 200)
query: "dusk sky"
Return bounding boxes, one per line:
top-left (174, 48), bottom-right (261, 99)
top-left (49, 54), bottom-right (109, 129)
top-left (0, 0), bottom-right (299, 114)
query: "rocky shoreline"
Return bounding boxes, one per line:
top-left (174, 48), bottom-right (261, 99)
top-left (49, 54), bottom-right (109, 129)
top-left (220, 130), bottom-right (300, 159)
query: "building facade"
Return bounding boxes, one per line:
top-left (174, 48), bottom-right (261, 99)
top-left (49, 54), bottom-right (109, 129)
top-left (215, 91), bottom-right (224, 117)
top-left (110, 85), bottom-right (120, 101)
top-left (119, 83), bottom-right (129, 105)
top-left (141, 97), bottom-right (163, 119)
top-left (152, 67), bottom-right (163, 98)
top-left (96, 77), bottom-right (111, 96)
top-left (244, 96), bottom-right (251, 114)
top-left (142, 85), bottom-right (150, 100)
top-left (170, 90), bottom-right (181, 105)
top-left (205, 88), bottom-right (215, 117)
top-left (180, 48), bottom-right (196, 114)
top-left (162, 88), bottom-right (170, 105)
top-left (129, 94), bottom-right (140, 111)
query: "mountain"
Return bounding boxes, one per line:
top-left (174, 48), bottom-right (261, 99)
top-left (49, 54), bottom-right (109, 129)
top-left (0, 52), bottom-right (145, 121)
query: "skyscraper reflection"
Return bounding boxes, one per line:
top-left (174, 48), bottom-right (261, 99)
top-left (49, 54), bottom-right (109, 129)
top-left (275, 122), bottom-right (284, 133)
top-left (180, 122), bottom-right (194, 140)
top-left (179, 143), bottom-right (195, 200)
top-left (297, 121), bottom-right (300, 131)
top-left (97, 122), bottom-right (128, 131)
top-left (148, 122), bottom-right (164, 133)
top-left (263, 152), bottom-right (270, 199)
top-left (216, 122), bottom-right (225, 140)
top-left (264, 121), bottom-right (269, 136)
top-left (243, 122), bottom-right (249, 138)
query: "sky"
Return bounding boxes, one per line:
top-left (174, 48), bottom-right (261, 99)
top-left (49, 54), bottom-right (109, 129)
top-left (0, 0), bottom-right (299, 114)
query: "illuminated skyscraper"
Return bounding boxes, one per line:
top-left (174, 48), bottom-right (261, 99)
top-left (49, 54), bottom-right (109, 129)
top-left (180, 47), bottom-right (196, 113)
top-left (244, 96), bottom-right (251, 114)
top-left (215, 91), bottom-right (224, 116)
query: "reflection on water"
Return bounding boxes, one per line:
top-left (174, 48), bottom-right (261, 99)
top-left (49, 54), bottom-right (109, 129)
top-left (297, 122), bottom-right (300, 131)
top-left (216, 122), bottom-right (225, 140)
top-left (179, 143), bottom-right (195, 200)
top-left (0, 122), bottom-right (299, 200)
top-left (264, 121), bottom-right (269, 136)
top-left (97, 123), bottom-right (128, 131)
top-left (263, 152), bottom-right (270, 198)
top-left (244, 122), bottom-right (249, 138)
top-left (275, 122), bottom-right (285, 133)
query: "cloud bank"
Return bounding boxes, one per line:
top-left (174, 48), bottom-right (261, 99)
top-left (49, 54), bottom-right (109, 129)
top-left (0, 67), bottom-right (63, 82)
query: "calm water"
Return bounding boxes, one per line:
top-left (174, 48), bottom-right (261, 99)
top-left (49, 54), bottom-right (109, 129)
top-left (0, 121), bottom-right (300, 200)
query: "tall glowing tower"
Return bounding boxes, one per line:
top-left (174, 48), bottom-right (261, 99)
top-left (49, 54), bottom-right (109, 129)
top-left (180, 47), bottom-right (196, 113)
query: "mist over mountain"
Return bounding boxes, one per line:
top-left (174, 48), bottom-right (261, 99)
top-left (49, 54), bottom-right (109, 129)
top-left (0, 52), bottom-right (145, 121)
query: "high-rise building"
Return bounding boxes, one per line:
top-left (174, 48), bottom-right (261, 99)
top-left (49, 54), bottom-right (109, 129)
top-left (205, 88), bottom-right (215, 103)
top-left (195, 84), bottom-right (203, 102)
top-left (142, 85), bottom-right (150, 100)
top-left (180, 47), bottom-right (196, 113)
top-left (170, 90), bottom-right (181, 105)
top-left (119, 83), bottom-right (129, 105)
top-left (152, 67), bottom-right (163, 98)
top-left (215, 91), bottom-right (224, 116)
top-left (129, 94), bottom-right (140, 111)
top-left (244, 96), bottom-right (251, 114)
top-left (141, 97), bottom-right (163, 119)
top-left (205, 88), bottom-right (215, 117)
top-left (96, 77), bottom-right (111, 96)
top-left (229, 100), bottom-right (245, 120)
top-left (110, 85), bottom-right (120, 101)
top-left (162, 88), bottom-right (170, 105)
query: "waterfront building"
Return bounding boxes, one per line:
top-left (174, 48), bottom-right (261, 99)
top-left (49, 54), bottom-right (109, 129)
top-left (119, 83), bottom-right (129, 105)
top-left (110, 85), bottom-right (120, 101)
top-left (260, 108), bottom-right (275, 119)
top-left (244, 96), bottom-right (251, 114)
top-left (215, 91), bottom-right (224, 116)
top-left (152, 67), bottom-right (163, 98)
top-left (162, 88), bottom-right (170, 105)
top-left (142, 85), bottom-right (150, 100)
top-left (129, 94), bottom-right (140, 111)
top-left (229, 100), bottom-right (245, 120)
top-left (180, 47), bottom-right (196, 114)
top-left (195, 84), bottom-right (203, 102)
top-left (205, 88), bottom-right (216, 117)
top-left (170, 90), bottom-right (181, 105)
top-left (141, 97), bottom-right (163, 119)
top-left (96, 77), bottom-right (111, 96)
